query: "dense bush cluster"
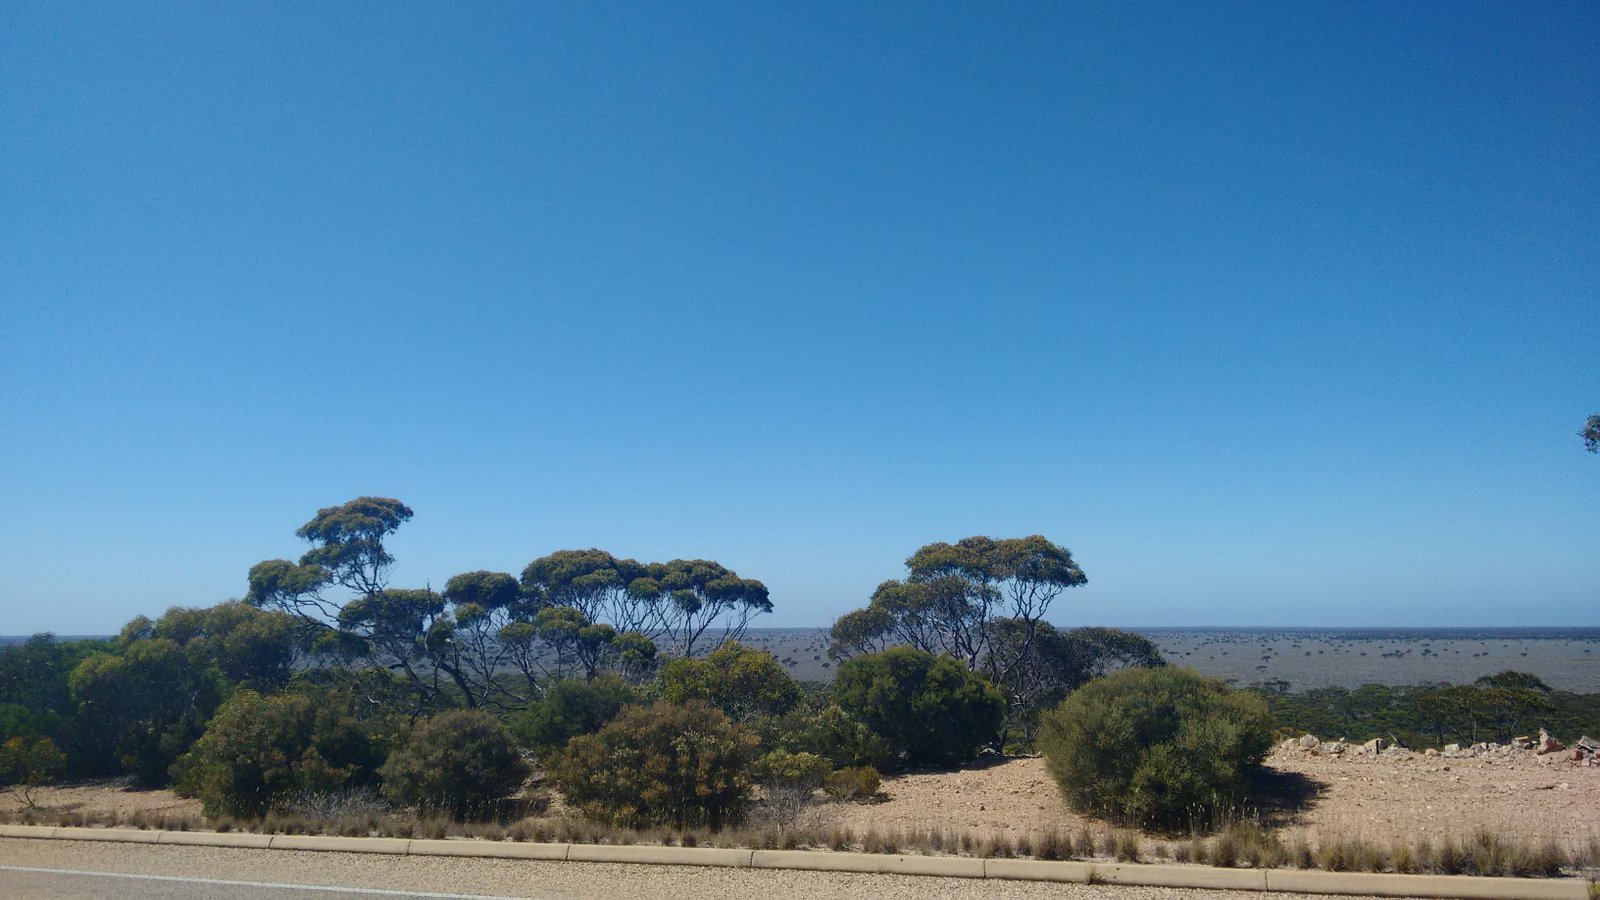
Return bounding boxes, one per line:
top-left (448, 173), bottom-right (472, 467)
top-left (554, 701), bottom-right (759, 828)
top-left (657, 641), bottom-right (802, 723)
top-left (1039, 666), bottom-right (1272, 829)
top-left (508, 675), bottom-right (639, 758)
top-left (176, 689), bottom-right (386, 818)
top-left (379, 711), bottom-right (529, 819)
top-left (833, 647), bottom-right (1005, 767)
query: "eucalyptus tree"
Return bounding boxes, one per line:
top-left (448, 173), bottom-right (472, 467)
top-left (534, 606), bottom-right (618, 681)
top-left (829, 535), bottom-right (1087, 684)
top-left (245, 497), bottom-right (415, 627)
top-left (437, 570), bottom-right (523, 705)
top-left (629, 559), bottom-right (771, 657)
top-left (244, 498), bottom-right (468, 712)
top-left (68, 637), bottom-right (225, 785)
top-left (520, 550), bottom-right (662, 636)
top-left (336, 587), bottom-right (467, 711)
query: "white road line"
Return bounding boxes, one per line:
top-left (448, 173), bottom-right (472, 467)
top-left (0, 865), bottom-right (533, 899)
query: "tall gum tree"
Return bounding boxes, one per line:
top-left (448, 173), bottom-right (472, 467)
top-left (246, 497), bottom-right (414, 627)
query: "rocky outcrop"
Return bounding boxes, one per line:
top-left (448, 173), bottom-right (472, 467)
top-left (1290, 730), bottom-right (1595, 766)
top-left (1536, 728), bottom-right (1565, 755)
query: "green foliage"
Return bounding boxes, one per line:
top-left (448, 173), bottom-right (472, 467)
top-left (756, 748), bottom-right (831, 786)
top-left (176, 690), bottom-right (386, 818)
top-left (1582, 413), bottom-right (1599, 453)
top-left (1254, 672), bottom-right (1597, 748)
top-left (508, 675), bottom-right (640, 756)
top-left (246, 497), bottom-right (412, 629)
top-left (991, 622), bottom-right (1164, 747)
top-left (441, 570), bottom-right (521, 611)
top-left (1039, 666), bottom-right (1272, 829)
top-left (832, 647), bottom-right (1005, 768)
top-left (755, 749), bottom-right (830, 828)
top-left (827, 536), bottom-right (1089, 729)
top-left (0, 736), bottom-right (66, 807)
top-left (379, 710), bottom-right (530, 819)
top-left (296, 497), bottom-right (414, 594)
top-left (1257, 682), bottom-right (1423, 745)
top-left (826, 606), bottom-right (895, 660)
top-left (759, 699), bottom-right (893, 769)
top-left (534, 605), bottom-right (616, 680)
top-left (68, 637), bottom-right (226, 786)
top-left (657, 641), bottom-right (802, 723)
top-left (151, 601), bottom-right (303, 691)
top-left (554, 701), bottom-right (759, 828)
top-left (249, 507), bottom-right (774, 714)
top-left (629, 560), bottom-right (771, 656)
top-left (521, 549), bottom-right (652, 633)
top-left (0, 634), bottom-right (110, 773)
top-left (0, 704), bottom-right (49, 742)
top-left (1466, 673), bottom-right (1555, 742)
top-left (822, 765), bottom-right (882, 802)
top-left (611, 631), bottom-right (659, 682)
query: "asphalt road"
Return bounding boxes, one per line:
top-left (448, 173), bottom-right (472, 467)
top-left (0, 865), bottom-right (523, 899)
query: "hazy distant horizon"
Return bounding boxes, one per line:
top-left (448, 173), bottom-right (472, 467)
top-left (13, 624), bottom-right (1596, 692)
top-left (11, 624), bottom-right (1600, 641)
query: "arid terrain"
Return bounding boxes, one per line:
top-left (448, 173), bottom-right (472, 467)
top-left (827, 741), bottom-right (1600, 855)
top-left (9, 739), bottom-right (1596, 858)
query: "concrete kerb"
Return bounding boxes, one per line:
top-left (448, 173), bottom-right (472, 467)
top-left (982, 857), bottom-right (1094, 882)
top-left (157, 830), bottom-right (274, 849)
top-left (408, 838), bottom-right (570, 860)
top-left (0, 824), bottom-right (57, 840)
top-left (750, 849), bottom-right (883, 873)
top-left (267, 834), bottom-right (412, 854)
top-left (1093, 861), bottom-right (1269, 891)
top-left (565, 843), bottom-right (753, 867)
top-left (1, 825), bottom-right (1594, 899)
top-left (48, 827), bottom-right (161, 844)
top-left (881, 854), bottom-right (985, 878)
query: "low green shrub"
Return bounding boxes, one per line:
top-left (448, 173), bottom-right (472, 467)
top-left (379, 710), bottom-right (529, 820)
top-left (833, 647), bottom-right (1004, 768)
top-left (657, 642), bottom-right (802, 723)
top-left (755, 749), bottom-right (830, 828)
top-left (760, 700), bottom-right (893, 770)
top-left (1038, 666), bottom-right (1272, 830)
top-left (821, 765), bottom-right (882, 802)
top-left (508, 675), bottom-right (639, 756)
top-left (175, 690), bottom-right (384, 819)
top-left (553, 700), bottom-right (758, 828)
top-left (0, 736), bottom-right (66, 808)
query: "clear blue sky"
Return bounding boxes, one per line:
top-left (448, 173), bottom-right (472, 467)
top-left (2, 2), bottom-right (1595, 635)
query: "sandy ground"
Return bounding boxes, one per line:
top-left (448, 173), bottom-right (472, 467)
top-left (0, 780), bottom-right (202, 821)
top-left (823, 745), bottom-right (1600, 854)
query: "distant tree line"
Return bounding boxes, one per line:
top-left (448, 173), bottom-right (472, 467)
top-left (1247, 672), bottom-right (1599, 747)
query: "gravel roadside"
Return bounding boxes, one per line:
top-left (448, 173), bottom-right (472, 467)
top-left (0, 837), bottom-right (1387, 899)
